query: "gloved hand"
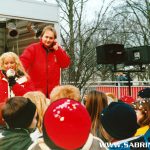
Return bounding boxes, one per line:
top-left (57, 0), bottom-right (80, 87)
top-left (8, 76), bottom-right (16, 87)
top-left (6, 69), bottom-right (16, 87)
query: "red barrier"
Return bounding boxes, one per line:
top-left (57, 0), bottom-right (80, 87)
top-left (96, 86), bottom-right (146, 100)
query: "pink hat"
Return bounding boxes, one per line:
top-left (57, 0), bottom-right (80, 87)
top-left (119, 95), bottom-right (135, 104)
top-left (43, 98), bottom-right (91, 150)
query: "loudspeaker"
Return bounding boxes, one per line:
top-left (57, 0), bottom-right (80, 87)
top-left (7, 21), bottom-right (18, 38)
top-left (96, 44), bottom-right (125, 64)
top-left (125, 46), bottom-right (150, 65)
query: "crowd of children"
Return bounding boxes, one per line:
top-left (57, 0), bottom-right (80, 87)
top-left (0, 71), bottom-right (150, 149)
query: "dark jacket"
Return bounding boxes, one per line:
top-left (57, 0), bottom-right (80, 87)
top-left (0, 128), bottom-right (33, 150)
top-left (109, 129), bottom-right (150, 150)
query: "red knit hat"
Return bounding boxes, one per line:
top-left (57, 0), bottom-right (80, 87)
top-left (119, 95), bottom-right (135, 104)
top-left (43, 98), bottom-right (91, 150)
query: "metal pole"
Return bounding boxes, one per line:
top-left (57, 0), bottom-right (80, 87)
top-left (118, 81), bottom-right (121, 98)
top-left (127, 71), bottom-right (131, 96)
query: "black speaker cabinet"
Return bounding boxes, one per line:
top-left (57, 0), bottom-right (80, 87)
top-left (96, 44), bottom-right (125, 64)
top-left (124, 46), bottom-right (150, 65)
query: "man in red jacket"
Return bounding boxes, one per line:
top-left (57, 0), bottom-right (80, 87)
top-left (20, 25), bottom-right (71, 98)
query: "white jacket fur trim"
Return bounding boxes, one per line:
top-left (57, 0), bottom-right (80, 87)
top-left (16, 76), bottom-right (27, 84)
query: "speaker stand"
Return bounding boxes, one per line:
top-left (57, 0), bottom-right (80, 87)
top-left (112, 64), bottom-right (145, 96)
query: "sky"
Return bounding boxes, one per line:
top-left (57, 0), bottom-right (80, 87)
top-left (35, 0), bottom-right (100, 10)
top-left (34, 0), bottom-right (121, 18)
top-left (21, 0), bottom-right (120, 10)
top-left (34, 0), bottom-right (106, 20)
top-left (27, 0), bottom-right (122, 21)
top-left (35, 0), bottom-right (56, 3)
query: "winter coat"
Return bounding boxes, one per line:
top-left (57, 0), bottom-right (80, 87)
top-left (0, 128), bottom-right (33, 150)
top-left (108, 129), bottom-right (150, 150)
top-left (0, 70), bottom-right (35, 102)
top-left (0, 70), bottom-right (35, 125)
top-left (134, 125), bottom-right (149, 136)
top-left (20, 42), bottom-right (70, 98)
top-left (27, 133), bottom-right (108, 150)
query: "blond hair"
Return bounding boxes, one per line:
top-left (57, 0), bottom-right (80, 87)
top-left (0, 52), bottom-right (28, 78)
top-left (106, 92), bottom-right (118, 102)
top-left (23, 91), bottom-right (50, 132)
top-left (50, 85), bottom-right (81, 103)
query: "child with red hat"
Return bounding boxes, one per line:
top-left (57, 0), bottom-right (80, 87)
top-left (28, 98), bottom-right (107, 150)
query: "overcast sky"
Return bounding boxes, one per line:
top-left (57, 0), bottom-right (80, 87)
top-left (35, 0), bottom-right (105, 20)
top-left (32, 0), bottom-right (122, 22)
top-left (35, 0), bottom-right (100, 10)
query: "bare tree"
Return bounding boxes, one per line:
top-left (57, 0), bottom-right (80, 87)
top-left (112, 0), bottom-right (150, 80)
top-left (56, 0), bottom-right (115, 90)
